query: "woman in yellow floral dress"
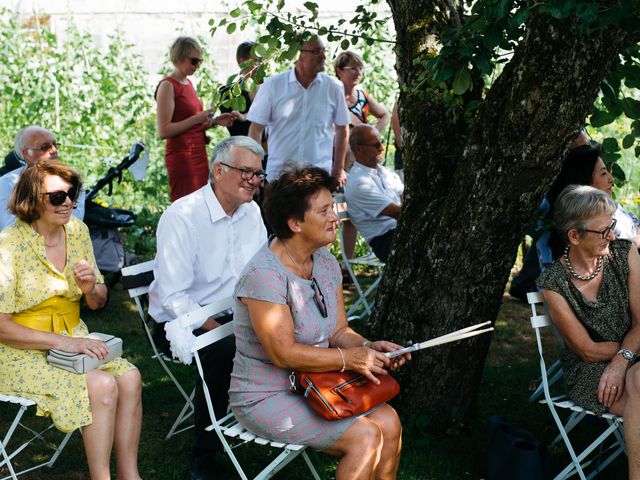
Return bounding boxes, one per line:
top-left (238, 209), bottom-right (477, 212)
top-left (0, 161), bottom-right (142, 480)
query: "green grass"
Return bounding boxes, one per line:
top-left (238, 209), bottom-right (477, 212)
top-left (0, 286), bottom-right (629, 479)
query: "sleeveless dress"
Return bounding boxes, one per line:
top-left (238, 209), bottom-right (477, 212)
top-left (229, 244), bottom-right (360, 450)
top-left (161, 76), bottom-right (209, 202)
top-left (0, 218), bottom-right (136, 432)
top-left (537, 239), bottom-right (632, 415)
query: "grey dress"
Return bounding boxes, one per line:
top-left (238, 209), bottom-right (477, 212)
top-left (537, 239), bottom-right (632, 415)
top-left (228, 243), bottom-right (359, 450)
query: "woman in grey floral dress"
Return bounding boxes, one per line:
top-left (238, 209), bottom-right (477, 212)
top-left (538, 185), bottom-right (640, 478)
top-left (229, 166), bottom-right (410, 480)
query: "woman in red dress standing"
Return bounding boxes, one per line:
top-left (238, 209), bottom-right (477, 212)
top-left (156, 37), bottom-right (236, 202)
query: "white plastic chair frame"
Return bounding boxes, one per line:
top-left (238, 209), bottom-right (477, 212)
top-left (121, 260), bottom-right (194, 440)
top-left (527, 291), bottom-right (626, 480)
top-left (334, 193), bottom-right (384, 320)
top-left (0, 394), bottom-right (73, 480)
top-left (185, 303), bottom-right (321, 480)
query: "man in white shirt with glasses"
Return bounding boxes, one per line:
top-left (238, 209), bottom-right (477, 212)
top-left (149, 135), bottom-right (267, 480)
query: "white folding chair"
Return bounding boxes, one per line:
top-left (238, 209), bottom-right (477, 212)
top-left (120, 260), bottom-right (195, 440)
top-left (0, 394), bottom-right (73, 480)
top-left (334, 193), bottom-right (385, 320)
top-left (527, 291), bottom-right (626, 480)
top-left (183, 304), bottom-right (321, 480)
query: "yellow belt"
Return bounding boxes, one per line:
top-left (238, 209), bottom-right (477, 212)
top-left (12, 296), bottom-right (80, 336)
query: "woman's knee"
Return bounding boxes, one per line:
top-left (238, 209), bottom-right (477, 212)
top-left (116, 369), bottom-right (142, 400)
top-left (87, 371), bottom-right (118, 409)
top-left (626, 365), bottom-right (640, 398)
top-left (342, 418), bottom-right (384, 455)
top-left (369, 405), bottom-right (403, 445)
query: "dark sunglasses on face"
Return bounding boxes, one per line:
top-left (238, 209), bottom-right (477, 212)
top-left (190, 57), bottom-right (203, 67)
top-left (361, 141), bottom-right (382, 148)
top-left (583, 218), bottom-right (617, 239)
top-left (28, 141), bottom-right (58, 152)
top-left (43, 186), bottom-right (80, 206)
top-left (311, 277), bottom-right (328, 318)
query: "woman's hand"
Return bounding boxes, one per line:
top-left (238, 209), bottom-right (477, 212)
top-left (209, 112), bottom-right (238, 128)
top-left (344, 346), bottom-right (392, 384)
top-left (368, 340), bottom-right (412, 370)
top-left (56, 335), bottom-right (109, 360)
top-left (72, 260), bottom-right (97, 295)
top-left (194, 109), bottom-right (214, 126)
top-left (597, 360), bottom-right (627, 408)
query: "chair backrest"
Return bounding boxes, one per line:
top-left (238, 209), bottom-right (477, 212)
top-left (334, 192), bottom-right (350, 222)
top-left (121, 260), bottom-right (154, 322)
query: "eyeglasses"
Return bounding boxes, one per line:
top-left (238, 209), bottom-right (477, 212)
top-left (300, 48), bottom-right (326, 56)
top-left (220, 162), bottom-right (267, 181)
top-left (583, 218), bottom-right (617, 239)
top-left (190, 57), bottom-right (203, 67)
top-left (360, 141), bottom-right (382, 148)
top-left (340, 66), bottom-right (364, 74)
top-left (28, 141), bottom-right (58, 152)
top-left (311, 277), bottom-right (328, 318)
top-left (43, 186), bottom-right (80, 206)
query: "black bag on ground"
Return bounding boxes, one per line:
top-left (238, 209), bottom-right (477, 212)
top-left (487, 415), bottom-right (551, 480)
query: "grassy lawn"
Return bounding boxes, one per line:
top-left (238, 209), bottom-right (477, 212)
top-left (0, 283), bottom-right (628, 479)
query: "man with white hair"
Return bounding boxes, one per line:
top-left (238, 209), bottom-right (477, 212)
top-left (148, 135), bottom-right (267, 480)
top-left (0, 126), bottom-right (85, 230)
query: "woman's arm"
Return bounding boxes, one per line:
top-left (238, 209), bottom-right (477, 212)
top-left (72, 259), bottom-right (107, 310)
top-left (156, 80), bottom-right (212, 139)
top-left (0, 313), bottom-right (109, 358)
top-left (367, 94), bottom-right (390, 133)
top-left (541, 288), bottom-right (620, 362)
top-left (244, 295), bottom-right (390, 383)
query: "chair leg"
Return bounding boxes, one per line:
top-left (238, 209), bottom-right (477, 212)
top-left (165, 387), bottom-right (196, 440)
top-left (301, 450), bottom-right (322, 480)
top-left (254, 447), bottom-right (305, 480)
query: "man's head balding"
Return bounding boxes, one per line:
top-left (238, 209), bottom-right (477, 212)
top-left (350, 124), bottom-right (384, 168)
top-left (349, 124), bottom-right (377, 151)
top-left (14, 126), bottom-right (58, 166)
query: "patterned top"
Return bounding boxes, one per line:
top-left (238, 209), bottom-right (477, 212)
top-left (538, 239), bottom-right (632, 415)
top-left (0, 217), bottom-right (104, 312)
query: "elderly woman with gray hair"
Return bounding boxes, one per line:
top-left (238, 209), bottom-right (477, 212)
top-left (539, 184), bottom-right (640, 478)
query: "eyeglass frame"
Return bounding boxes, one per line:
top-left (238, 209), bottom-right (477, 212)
top-left (219, 162), bottom-right (267, 181)
top-left (27, 141), bottom-right (58, 153)
top-left (359, 140), bottom-right (383, 149)
top-left (583, 218), bottom-right (617, 239)
top-left (43, 185), bottom-right (80, 206)
top-left (340, 66), bottom-right (364, 74)
top-left (311, 277), bottom-right (328, 318)
top-left (300, 48), bottom-right (326, 56)
top-left (189, 57), bottom-right (203, 67)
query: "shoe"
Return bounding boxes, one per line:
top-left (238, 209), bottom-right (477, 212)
top-left (190, 454), bottom-right (218, 480)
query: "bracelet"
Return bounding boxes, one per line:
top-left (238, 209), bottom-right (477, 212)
top-left (337, 347), bottom-right (346, 373)
top-left (362, 340), bottom-right (371, 349)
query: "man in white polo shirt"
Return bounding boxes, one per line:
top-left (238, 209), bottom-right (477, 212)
top-left (148, 136), bottom-right (267, 480)
top-left (345, 124), bottom-right (404, 262)
top-left (247, 37), bottom-right (350, 185)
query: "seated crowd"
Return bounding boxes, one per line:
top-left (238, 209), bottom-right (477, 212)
top-left (0, 35), bottom-right (408, 480)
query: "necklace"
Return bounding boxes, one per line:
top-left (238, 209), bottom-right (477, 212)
top-left (33, 224), bottom-right (64, 248)
top-left (563, 245), bottom-right (603, 281)
top-left (281, 241), bottom-right (311, 279)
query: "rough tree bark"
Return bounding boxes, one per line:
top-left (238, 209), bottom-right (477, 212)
top-left (371, 0), bottom-right (635, 426)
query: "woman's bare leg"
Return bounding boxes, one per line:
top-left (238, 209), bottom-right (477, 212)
top-left (114, 369), bottom-right (143, 480)
top-left (365, 405), bottom-right (402, 479)
top-left (82, 370), bottom-right (118, 480)
top-left (323, 416), bottom-right (384, 480)
top-left (610, 363), bottom-right (640, 479)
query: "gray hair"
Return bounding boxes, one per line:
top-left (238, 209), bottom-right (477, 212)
top-left (209, 136), bottom-right (265, 180)
top-left (554, 184), bottom-right (617, 242)
top-left (14, 126), bottom-right (50, 160)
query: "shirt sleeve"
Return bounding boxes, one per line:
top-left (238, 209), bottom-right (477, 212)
top-left (235, 265), bottom-right (288, 305)
top-left (0, 175), bottom-right (16, 231)
top-left (152, 210), bottom-right (203, 321)
top-left (246, 77), bottom-right (272, 125)
top-left (73, 190), bottom-right (86, 221)
top-left (348, 175), bottom-right (398, 218)
top-left (332, 80), bottom-right (351, 127)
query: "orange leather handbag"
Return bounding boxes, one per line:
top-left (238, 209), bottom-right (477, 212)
top-left (290, 370), bottom-right (400, 421)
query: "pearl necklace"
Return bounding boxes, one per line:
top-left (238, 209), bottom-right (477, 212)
top-left (563, 245), bottom-right (603, 281)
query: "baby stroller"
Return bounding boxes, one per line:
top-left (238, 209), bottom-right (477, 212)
top-left (84, 141), bottom-right (145, 287)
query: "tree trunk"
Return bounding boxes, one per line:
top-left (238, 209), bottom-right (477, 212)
top-left (373, 0), bottom-right (632, 427)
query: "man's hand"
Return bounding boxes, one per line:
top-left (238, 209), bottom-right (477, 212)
top-left (332, 167), bottom-right (347, 187)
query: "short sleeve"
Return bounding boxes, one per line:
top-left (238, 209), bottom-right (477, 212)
top-left (347, 175), bottom-right (396, 218)
top-left (0, 242), bottom-right (16, 313)
top-left (332, 80), bottom-right (351, 126)
top-left (246, 78), bottom-right (272, 125)
top-left (234, 265), bottom-right (288, 305)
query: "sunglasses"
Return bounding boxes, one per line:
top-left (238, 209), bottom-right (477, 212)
top-left (360, 141), bottom-right (382, 148)
top-left (190, 57), bottom-right (203, 67)
top-left (311, 277), bottom-right (328, 318)
top-left (43, 186), bottom-right (80, 206)
top-left (28, 141), bottom-right (58, 152)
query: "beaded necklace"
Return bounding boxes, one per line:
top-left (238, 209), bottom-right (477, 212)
top-left (563, 245), bottom-right (603, 281)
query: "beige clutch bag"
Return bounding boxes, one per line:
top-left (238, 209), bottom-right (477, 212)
top-left (47, 333), bottom-right (123, 374)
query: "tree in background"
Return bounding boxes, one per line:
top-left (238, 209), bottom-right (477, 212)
top-left (213, 0), bottom-right (640, 428)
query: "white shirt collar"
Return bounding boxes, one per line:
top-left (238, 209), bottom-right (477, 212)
top-left (204, 184), bottom-right (248, 224)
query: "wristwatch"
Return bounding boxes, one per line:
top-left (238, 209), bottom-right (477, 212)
top-left (617, 348), bottom-right (635, 363)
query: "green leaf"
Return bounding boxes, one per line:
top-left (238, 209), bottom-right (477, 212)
top-left (482, 26), bottom-right (502, 50)
top-left (602, 137), bottom-right (620, 153)
top-left (303, 1), bottom-right (318, 12)
top-left (509, 7), bottom-right (529, 27)
top-left (623, 134), bottom-right (635, 149)
top-left (230, 7), bottom-right (242, 18)
top-left (473, 52), bottom-right (491, 75)
top-left (340, 39), bottom-right (350, 50)
top-left (635, 145), bottom-right (640, 158)
top-left (589, 107), bottom-right (615, 127)
top-left (575, 3), bottom-right (599, 23)
top-left (452, 67), bottom-right (472, 95)
top-left (622, 97), bottom-right (640, 119)
top-left (226, 23), bottom-right (237, 34)
top-left (611, 161), bottom-right (626, 183)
